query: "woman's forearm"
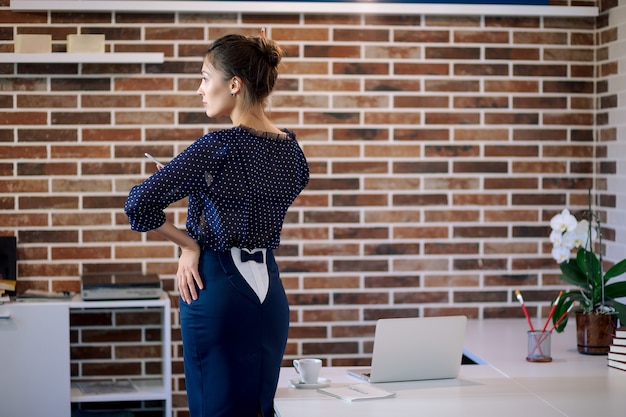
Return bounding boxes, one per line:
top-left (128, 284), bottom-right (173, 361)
top-left (154, 220), bottom-right (199, 251)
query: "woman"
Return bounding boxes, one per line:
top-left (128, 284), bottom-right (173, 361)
top-left (124, 33), bottom-right (309, 417)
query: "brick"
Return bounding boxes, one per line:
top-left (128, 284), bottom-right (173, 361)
top-left (333, 29), bottom-right (389, 42)
top-left (513, 96), bottom-right (567, 109)
top-left (82, 94), bottom-right (142, 108)
top-left (333, 62), bottom-right (389, 76)
top-left (365, 275), bottom-right (421, 290)
top-left (544, 48), bottom-right (594, 61)
top-left (52, 246), bottom-right (112, 260)
top-left (454, 96), bottom-right (509, 109)
top-left (52, 111), bottom-right (111, 125)
top-left (289, 326), bottom-right (328, 338)
top-left (368, 111), bottom-right (423, 125)
top-left (18, 162), bottom-right (78, 176)
top-left (545, 80), bottom-right (594, 94)
top-left (305, 44), bottom-right (360, 58)
top-left (365, 13), bottom-right (422, 25)
top-left (82, 362), bottom-right (142, 377)
top-left (453, 193), bottom-right (508, 205)
top-left (333, 259), bottom-right (389, 272)
top-left (513, 65), bottom-right (567, 77)
top-left (423, 274), bottom-right (480, 287)
top-left (484, 145), bottom-right (538, 157)
top-left (395, 95), bottom-right (448, 108)
top-left (453, 226), bottom-right (508, 239)
top-left (487, 47), bottom-right (541, 60)
top-left (303, 111), bottom-right (359, 124)
top-left (306, 14), bottom-right (361, 25)
top-left (17, 94), bottom-right (77, 108)
top-left (425, 16), bottom-right (481, 27)
top-left (394, 257), bottom-right (450, 272)
top-left (543, 113), bottom-right (594, 126)
top-left (364, 144), bottom-right (420, 157)
top-left (513, 31), bottom-right (567, 44)
top-left (393, 128), bottom-right (449, 141)
top-left (333, 95), bottom-right (388, 108)
top-left (485, 178), bottom-right (538, 190)
top-left (303, 309), bottom-right (360, 322)
top-left (485, 17), bottom-right (540, 28)
top-left (485, 80), bottom-right (539, 92)
top-left (393, 194), bottom-right (448, 206)
top-left (395, 291), bottom-right (449, 304)
top-left (393, 63), bottom-right (449, 76)
top-left (363, 243), bottom-right (421, 256)
top-left (1, 111), bottom-right (47, 125)
top-left (454, 128), bottom-right (508, 141)
top-left (394, 30), bottom-right (450, 43)
top-left (303, 78), bottom-right (361, 92)
top-left (425, 145), bottom-right (479, 157)
top-left (333, 193), bottom-right (388, 206)
top-left (394, 161), bottom-right (448, 174)
top-left (425, 112), bottom-right (480, 125)
top-left (302, 342), bottom-right (358, 355)
top-left (425, 80), bottom-right (480, 92)
top-left (51, 212), bottom-right (115, 226)
top-left (364, 177), bottom-right (421, 191)
top-left (392, 226), bottom-right (449, 239)
top-left (423, 177), bottom-right (480, 190)
top-left (19, 230), bottom-right (77, 243)
top-left (426, 47), bottom-right (480, 59)
top-left (454, 290), bottom-right (507, 303)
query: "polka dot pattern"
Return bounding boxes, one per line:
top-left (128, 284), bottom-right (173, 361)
top-left (124, 126), bottom-right (310, 251)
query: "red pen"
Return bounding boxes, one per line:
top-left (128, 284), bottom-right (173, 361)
top-left (541, 291), bottom-right (562, 333)
top-left (515, 290), bottom-right (535, 332)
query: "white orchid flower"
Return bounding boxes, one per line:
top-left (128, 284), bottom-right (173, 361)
top-left (550, 208), bottom-right (578, 232)
top-left (561, 230), bottom-right (577, 249)
top-left (551, 245), bottom-right (570, 263)
top-left (573, 219), bottom-right (596, 249)
top-left (549, 229), bottom-right (563, 246)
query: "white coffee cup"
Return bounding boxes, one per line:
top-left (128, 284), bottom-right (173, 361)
top-left (293, 358), bottom-right (322, 384)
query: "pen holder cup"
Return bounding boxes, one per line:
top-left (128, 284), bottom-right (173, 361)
top-left (526, 330), bottom-right (552, 362)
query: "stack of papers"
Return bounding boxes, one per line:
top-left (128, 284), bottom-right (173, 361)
top-left (317, 384), bottom-right (395, 402)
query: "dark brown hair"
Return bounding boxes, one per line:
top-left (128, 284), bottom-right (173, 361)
top-left (204, 34), bottom-right (284, 108)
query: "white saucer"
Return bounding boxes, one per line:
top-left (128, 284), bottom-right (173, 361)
top-left (289, 377), bottom-right (331, 389)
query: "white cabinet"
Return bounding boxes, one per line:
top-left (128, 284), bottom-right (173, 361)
top-left (0, 295), bottom-right (171, 416)
top-left (68, 296), bottom-right (172, 416)
top-left (0, 302), bottom-right (71, 417)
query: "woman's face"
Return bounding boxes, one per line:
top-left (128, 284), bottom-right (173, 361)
top-left (197, 59), bottom-right (234, 119)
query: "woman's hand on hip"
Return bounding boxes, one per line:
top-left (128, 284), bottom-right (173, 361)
top-left (177, 244), bottom-right (202, 304)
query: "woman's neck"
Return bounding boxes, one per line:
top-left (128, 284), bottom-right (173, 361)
top-left (231, 106), bottom-right (281, 135)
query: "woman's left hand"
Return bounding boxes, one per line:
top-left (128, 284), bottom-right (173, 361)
top-left (177, 244), bottom-right (202, 304)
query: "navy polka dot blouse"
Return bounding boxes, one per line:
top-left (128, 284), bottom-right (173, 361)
top-left (124, 126), bottom-right (310, 251)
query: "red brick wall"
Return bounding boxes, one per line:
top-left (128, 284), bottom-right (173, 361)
top-left (2, 1), bottom-right (619, 415)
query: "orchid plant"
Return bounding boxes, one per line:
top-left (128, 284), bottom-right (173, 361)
top-left (549, 205), bottom-right (626, 332)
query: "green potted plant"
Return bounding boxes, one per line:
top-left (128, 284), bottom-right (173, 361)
top-left (549, 199), bottom-right (626, 354)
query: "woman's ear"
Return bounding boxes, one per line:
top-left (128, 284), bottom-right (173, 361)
top-left (231, 76), bottom-right (242, 95)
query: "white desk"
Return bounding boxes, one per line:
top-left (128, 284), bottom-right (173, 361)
top-left (275, 319), bottom-right (625, 417)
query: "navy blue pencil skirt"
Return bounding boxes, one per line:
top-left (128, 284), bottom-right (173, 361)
top-left (179, 248), bottom-right (290, 417)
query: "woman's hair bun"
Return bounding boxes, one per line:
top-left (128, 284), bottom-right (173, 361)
top-left (254, 37), bottom-right (283, 68)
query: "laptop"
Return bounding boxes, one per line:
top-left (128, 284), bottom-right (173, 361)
top-left (347, 315), bottom-right (468, 383)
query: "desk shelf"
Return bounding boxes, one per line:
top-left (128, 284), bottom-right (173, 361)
top-left (0, 52), bottom-right (164, 64)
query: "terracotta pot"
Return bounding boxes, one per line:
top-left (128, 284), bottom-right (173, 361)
top-left (575, 311), bottom-right (617, 355)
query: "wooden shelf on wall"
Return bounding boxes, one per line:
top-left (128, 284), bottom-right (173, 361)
top-left (0, 52), bottom-right (165, 64)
